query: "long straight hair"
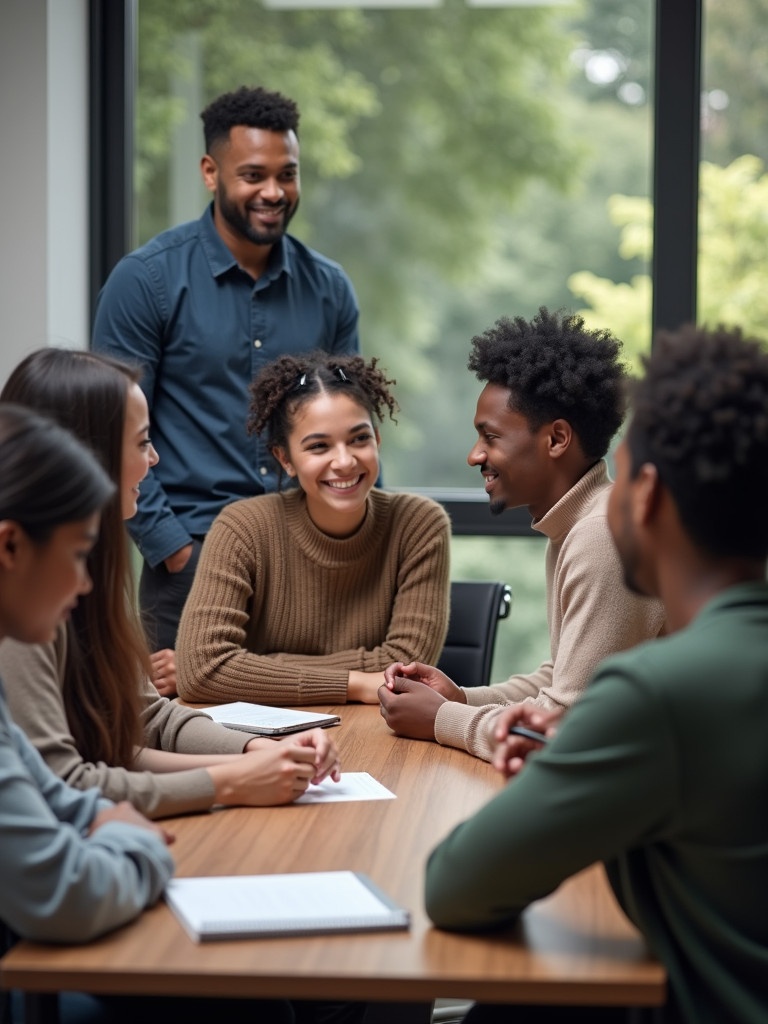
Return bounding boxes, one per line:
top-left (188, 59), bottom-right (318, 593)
top-left (1, 348), bottom-right (150, 767)
top-left (0, 403), bottom-right (114, 538)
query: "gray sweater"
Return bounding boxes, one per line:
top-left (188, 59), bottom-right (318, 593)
top-left (0, 679), bottom-right (173, 943)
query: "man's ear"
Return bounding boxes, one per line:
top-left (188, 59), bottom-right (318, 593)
top-left (547, 418), bottom-right (573, 459)
top-left (0, 521), bottom-right (21, 569)
top-left (632, 463), bottom-right (662, 526)
top-left (200, 154), bottom-right (217, 194)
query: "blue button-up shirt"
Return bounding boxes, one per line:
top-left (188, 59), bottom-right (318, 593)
top-left (92, 204), bottom-right (360, 567)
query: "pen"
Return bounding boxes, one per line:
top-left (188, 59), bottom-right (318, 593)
top-left (508, 725), bottom-right (548, 744)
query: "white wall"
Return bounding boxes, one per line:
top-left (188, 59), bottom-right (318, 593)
top-left (47, 0), bottom-right (89, 353)
top-left (0, 0), bottom-right (88, 388)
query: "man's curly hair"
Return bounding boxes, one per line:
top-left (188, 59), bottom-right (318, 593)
top-left (201, 86), bottom-right (299, 153)
top-left (627, 323), bottom-right (768, 560)
top-left (467, 307), bottom-right (627, 460)
top-left (248, 352), bottom-right (397, 486)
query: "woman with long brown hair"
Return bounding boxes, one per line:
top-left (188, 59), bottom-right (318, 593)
top-left (0, 348), bottom-right (339, 818)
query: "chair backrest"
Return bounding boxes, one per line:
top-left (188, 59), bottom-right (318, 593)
top-left (437, 580), bottom-right (512, 688)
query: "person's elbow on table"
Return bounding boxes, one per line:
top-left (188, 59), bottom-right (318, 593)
top-left (424, 837), bottom-right (524, 933)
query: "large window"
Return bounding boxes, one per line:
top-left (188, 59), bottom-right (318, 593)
top-left (698, 0), bottom-right (768, 335)
top-left (135, 0), bottom-right (654, 488)
top-left (132, 0), bottom-right (655, 677)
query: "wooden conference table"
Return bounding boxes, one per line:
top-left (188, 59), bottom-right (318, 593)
top-left (1, 704), bottom-right (665, 1012)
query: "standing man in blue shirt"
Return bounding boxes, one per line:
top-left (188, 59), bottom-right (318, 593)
top-left (92, 86), bottom-right (360, 689)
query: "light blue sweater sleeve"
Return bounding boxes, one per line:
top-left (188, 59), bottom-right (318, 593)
top-left (0, 683), bottom-right (174, 943)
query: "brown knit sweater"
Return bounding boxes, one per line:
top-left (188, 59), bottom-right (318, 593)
top-left (176, 488), bottom-right (451, 705)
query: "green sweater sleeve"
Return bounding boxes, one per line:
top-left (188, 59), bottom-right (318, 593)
top-left (425, 658), bottom-right (677, 930)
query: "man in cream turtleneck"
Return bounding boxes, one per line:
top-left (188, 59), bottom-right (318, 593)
top-left (379, 307), bottom-right (665, 761)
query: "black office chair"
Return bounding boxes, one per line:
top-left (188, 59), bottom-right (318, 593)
top-left (437, 580), bottom-right (512, 688)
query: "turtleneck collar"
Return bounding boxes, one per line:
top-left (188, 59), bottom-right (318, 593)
top-left (531, 460), bottom-right (609, 544)
top-left (280, 487), bottom-right (385, 568)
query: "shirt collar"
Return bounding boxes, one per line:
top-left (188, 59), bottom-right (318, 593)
top-left (199, 202), bottom-right (294, 281)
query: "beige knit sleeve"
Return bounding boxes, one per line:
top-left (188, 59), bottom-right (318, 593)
top-left (479, 513), bottom-right (663, 717)
top-left (139, 677), bottom-right (249, 755)
top-left (0, 632), bottom-right (216, 819)
top-left (532, 514), bottom-right (665, 710)
top-left (435, 510), bottom-right (664, 761)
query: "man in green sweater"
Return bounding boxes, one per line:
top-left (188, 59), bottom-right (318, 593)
top-left (425, 324), bottom-right (768, 1024)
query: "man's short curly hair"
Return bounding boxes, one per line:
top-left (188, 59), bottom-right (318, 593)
top-left (248, 351), bottom-right (397, 488)
top-left (627, 323), bottom-right (768, 560)
top-left (467, 307), bottom-right (627, 460)
top-left (200, 86), bottom-right (299, 153)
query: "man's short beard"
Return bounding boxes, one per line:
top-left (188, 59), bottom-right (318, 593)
top-left (489, 498), bottom-right (506, 517)
top-left (217, 186), bottom-right (298, 246)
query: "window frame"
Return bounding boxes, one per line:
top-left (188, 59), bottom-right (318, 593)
top-left (88, 0), bottom-right (702, 538)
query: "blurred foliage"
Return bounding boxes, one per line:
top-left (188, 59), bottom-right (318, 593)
top-left (701, 0), bottom-right (768, 166)
top-left (566, 0), bottom-right (652, 105)
top-left (135, 0), bottom-right (768, 485)
top-left (569, 157), bottom-right (768, 366)
top-left (132, 0), bottom-right (768, 677)
top-left (135, 0), bottom-right (656, 486)
top-left (450, 535), bottom-right (549, 684)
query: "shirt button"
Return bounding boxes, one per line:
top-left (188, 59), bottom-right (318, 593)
top-left (259, 466), bottom-right (268, 476)
top-left (253, 339), bottom-right (262, 348)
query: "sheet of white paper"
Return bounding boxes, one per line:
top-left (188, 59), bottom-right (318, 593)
top-left (295, 772), bottom-right (395, 804)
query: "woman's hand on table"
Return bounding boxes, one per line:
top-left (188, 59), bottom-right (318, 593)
top-left (287, 727), bottom-right (341, 785)
top-left (208, 729), bottom-right (341, 806)
top-left (347, 670), bottom-right (386, 703)
top-left (90, 800), bottom-right (175, 846)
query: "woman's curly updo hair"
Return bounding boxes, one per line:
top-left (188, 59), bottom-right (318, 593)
top-left (248, 351), bottom-right (398, 484)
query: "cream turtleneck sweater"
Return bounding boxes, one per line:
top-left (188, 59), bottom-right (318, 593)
top-left (434, 461), bottom-right (665, 760)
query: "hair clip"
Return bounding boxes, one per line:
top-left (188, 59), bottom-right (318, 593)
top-left (292, 373), bottom-right (308, 391)
top-left (334, 367), bottom-right (349, 383)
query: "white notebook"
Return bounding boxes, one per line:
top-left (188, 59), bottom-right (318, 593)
top-left (165, 871), bottom-right (410, 942)
top-left (198, 701), bottom-right (340, 736)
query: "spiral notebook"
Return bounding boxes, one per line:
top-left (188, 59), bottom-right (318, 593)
top-left (165, 871), bottom-right (410, 942)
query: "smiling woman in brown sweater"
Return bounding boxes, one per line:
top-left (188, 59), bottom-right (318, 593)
top-left (176, 351), bottom-right (451, 707)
